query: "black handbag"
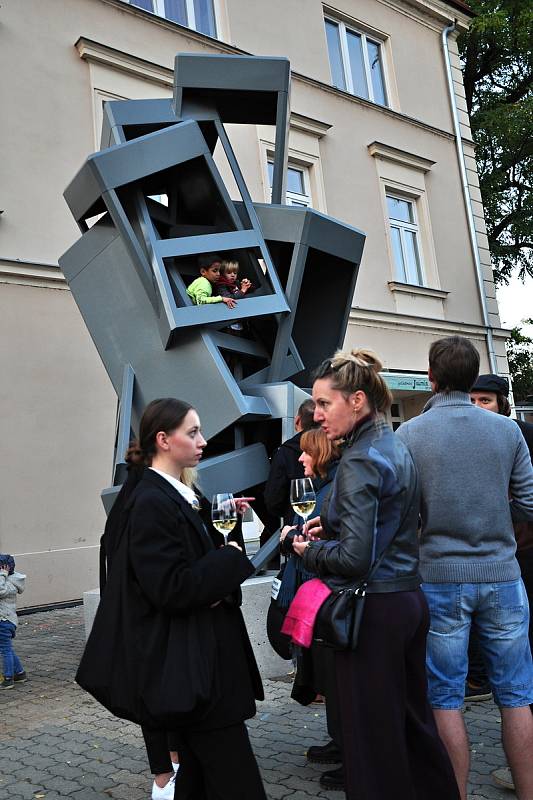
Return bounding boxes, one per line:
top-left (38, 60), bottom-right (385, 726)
top-left (76, 521), bottom-right (218, 728)
top-left (313, 542), bottom-right (394, 652)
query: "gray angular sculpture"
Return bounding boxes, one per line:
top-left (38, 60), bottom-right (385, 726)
top-left (59, 53), bottom-right (366, 559)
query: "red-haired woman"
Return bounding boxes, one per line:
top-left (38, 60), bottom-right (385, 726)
top-left (279, 428), bottom-right (343, 786)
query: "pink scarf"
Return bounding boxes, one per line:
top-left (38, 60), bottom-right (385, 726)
top-left (281, 578), bottom-right (332, 648)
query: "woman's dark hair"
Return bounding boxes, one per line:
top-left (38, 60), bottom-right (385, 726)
top-left (126, 398), bottom-right (193, 467)
top-left (497, 394), bottom-right (512, 417)
top-left (313, 348), bottom-right (393, 413)
top-left (429, 336), bottom-right (480, 393)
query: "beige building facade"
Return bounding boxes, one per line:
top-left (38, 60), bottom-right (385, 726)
top-left (1, 0), bottom-right (508, 607)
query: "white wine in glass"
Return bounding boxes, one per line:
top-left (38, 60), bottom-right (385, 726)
top-left (211, 493), bottom-right (238, 544)
top-left (290, 478), bottom-right (316, 536)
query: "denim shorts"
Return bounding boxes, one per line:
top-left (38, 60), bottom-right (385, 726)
top-left (422, 579), bottom-right (533, 709)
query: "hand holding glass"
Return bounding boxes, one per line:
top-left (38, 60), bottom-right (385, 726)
top-left (290, 478), bottom-right (316, 538)
top-left (211, 493), bottom-right (238, 544)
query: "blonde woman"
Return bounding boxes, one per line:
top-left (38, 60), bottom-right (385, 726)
top-left (293, 349), bottom-right (460, 800)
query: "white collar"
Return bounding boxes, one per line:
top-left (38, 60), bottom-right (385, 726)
top-left (149, 468), bottom-right (200, 510)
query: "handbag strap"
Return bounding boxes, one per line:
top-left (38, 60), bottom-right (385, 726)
top-left (360, 540), bottom-right (392, 587)
top-left (354, 500), bottom-right (409, 592)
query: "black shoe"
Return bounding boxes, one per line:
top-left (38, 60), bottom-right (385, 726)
top-left (1, 677), bottom-right (14, 689)
top-left (465, 680), bottom-right (492, 701)
top-left (307, 740), bottom-right (342, 764)
top-left (319, 766), bottom-right (344, 791)
top-left (14, 671), bottom-right (27, 683)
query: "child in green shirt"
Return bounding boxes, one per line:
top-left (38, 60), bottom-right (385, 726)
top-left (187, 254), bottom-right (237, 309)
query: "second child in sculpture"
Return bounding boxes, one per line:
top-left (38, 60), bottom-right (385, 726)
top-left (214, 260), bottom-right (253, 300)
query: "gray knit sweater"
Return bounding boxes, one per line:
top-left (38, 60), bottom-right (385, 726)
top-left (396, 391), bottom-right (533, 583)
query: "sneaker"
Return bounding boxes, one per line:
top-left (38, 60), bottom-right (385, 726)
top-left (319, 766), bottom-right (344, 791)
top-left (1, 677), bottom-right (14, 689)
top-left (465, 680), bottom-right (492, 702)
top-left (14, 671), bottom-right (27, 683)
top-left (492, 767), bottom-right (515, 791)
top-left (151, 774), bottom-right (176, 800)
top-left (307, 740), bottom-right (342, 764)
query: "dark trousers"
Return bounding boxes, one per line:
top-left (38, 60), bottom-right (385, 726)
top-left (467, 630), bottom-right (488, 685)
top-left (517, 548), bottom-right (533, 712)
top-left (141, 726), bottom-right (178, 775)
top-left (335, 590), bottom-right (460, 800)
top-left (321, 647), bottom-right (342, 749)
top-left (173, 723), bottom-right (266, 800)
top-left (517, 549), bottom-right (533, 649)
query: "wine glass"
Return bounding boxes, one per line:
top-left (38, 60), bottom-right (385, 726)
top-left (290, 478), bottom-right (316, 538)
top-left (211, 493), bottom-right (238, 544)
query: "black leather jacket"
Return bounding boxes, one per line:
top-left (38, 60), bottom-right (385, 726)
top-left (303, 417), bottom-right (421, 593)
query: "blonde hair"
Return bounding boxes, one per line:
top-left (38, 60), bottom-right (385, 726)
top-left (314, 348), bottom-right (393, 413)
top-left (220, 260), bottom-right (239, 275)
top-left (181, 467), bottom-right (197, 489)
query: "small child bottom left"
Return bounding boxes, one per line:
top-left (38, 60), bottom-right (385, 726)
top-left (0, 620), bottom-right (25, 688)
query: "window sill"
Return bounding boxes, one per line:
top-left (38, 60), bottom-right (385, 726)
top-left (388, 282), bottom-right (448, 300)
top-left (100, 0), bottom-right (224, 46)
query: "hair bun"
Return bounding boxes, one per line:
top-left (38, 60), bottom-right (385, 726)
top-left (350, 348), bottom-right (383, 373)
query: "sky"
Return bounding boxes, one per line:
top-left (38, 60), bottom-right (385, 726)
top-left (495, 273), bottom-right (533, 338)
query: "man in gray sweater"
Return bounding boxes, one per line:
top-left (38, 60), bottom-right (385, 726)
top-left (397, 336), bottom-right (533, 800)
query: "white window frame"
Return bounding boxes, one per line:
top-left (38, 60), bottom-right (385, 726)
top-left (386, 192), bottom-right (425, 286)
top-left (325, 16), bottom-right (388, 106)
top-left (125, 0), bottom-right (217, 37)
top-left (267, 159), bottom-right (312, 208)
top-left (387, 401), bottom-right (404, 431)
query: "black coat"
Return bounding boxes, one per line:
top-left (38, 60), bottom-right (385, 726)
top-left (264, 432), bottom-right (304, 524)
top-left (517, 419), bottom-right (533, 463)
top-left (87, 468), bottom-right (263, 731)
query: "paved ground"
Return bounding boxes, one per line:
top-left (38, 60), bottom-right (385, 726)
top-left (0, 607), bottom-right (517, 799)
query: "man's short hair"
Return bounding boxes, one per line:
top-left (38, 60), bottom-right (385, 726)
top-left (429, 336), bottom-right (480, 393)
top-left (297, 399), bottom-right (317, 431)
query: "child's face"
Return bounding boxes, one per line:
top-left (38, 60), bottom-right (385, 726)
top-left (225, 270), bottom-right (238, 284)
top-left (201, 265), bottom-right (221, 284)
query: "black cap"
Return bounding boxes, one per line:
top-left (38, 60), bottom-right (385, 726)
top-left (471, 374), bottom-right (509, 397)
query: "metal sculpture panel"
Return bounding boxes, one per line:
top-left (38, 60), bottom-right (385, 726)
top-left (59, 53), bottom-right (366, 518)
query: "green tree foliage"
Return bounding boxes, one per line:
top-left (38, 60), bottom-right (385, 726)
top-left (458, 1), bottom-right (532, 283)
top-left (507, 320), bottom-right (533, 400)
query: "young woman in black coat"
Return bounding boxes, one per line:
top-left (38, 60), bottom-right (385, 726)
top-left (107, 397), bottom-right (266, 800)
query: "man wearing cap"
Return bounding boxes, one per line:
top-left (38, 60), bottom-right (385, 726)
top-left (471, 373), bottom-right (533, 456)
top-left (396, 336), bottom-right (533, 800)
top-left (470, 374), bottom-right (533, 791)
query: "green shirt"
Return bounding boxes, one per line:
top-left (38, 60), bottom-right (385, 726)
top-left (186, 276), bottom-right (223, 305)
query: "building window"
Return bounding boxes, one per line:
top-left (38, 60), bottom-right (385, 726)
top-left (324, 18), bottom-right (387, 106)
top-left (387, 194), bottom-right (424, 285)
top-left (267, 161), bottom-right (311, 207)
top-left (126, 0), bottom-right (217, 37)
top-left (388, 401), bottom-right (404, 431)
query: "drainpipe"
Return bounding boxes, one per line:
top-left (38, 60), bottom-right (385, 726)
top-left (441, 20), bottom-right (498, 373)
